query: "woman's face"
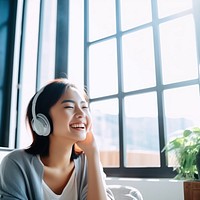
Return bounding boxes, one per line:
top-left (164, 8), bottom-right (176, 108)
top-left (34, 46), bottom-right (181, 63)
top-left (49, 86), bottom-right (91, 143)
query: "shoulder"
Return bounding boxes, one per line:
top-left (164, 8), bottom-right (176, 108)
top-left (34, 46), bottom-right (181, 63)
top-left (0, 149), bottom-right (43, 199)
top-left (0, 149), bottom-right (43, 183)
top-left (4, 148), bottom-right (27, 157)
top-left (2, 149), bottom-right (32, 163)
top-left (1, 149), bottom-right (25, 163)
top-left (1, 149), bottom-right (42, 170)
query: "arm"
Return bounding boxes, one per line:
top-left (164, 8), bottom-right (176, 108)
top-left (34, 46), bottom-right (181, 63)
top-left (77, 131), bottom-right (115, 200)
top-left (0, 157), bottom-right (28, 200)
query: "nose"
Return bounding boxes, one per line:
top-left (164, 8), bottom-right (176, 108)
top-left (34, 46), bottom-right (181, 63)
top-left (75, 107), bottom-right (85, 118)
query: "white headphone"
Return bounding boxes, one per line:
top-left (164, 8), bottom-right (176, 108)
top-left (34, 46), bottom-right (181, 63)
top-left (31, 87), bottom-right (51, 136)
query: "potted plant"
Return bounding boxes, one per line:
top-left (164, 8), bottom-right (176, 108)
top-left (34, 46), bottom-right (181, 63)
top-left (163, 127), bottom-right (200, 180)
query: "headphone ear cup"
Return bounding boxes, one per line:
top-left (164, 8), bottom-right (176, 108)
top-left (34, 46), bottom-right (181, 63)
top-left (31, 113), bottom-right (51, 136)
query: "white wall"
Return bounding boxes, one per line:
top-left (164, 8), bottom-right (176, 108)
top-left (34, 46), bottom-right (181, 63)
top-left (106, 177), bottom-right (184, 200)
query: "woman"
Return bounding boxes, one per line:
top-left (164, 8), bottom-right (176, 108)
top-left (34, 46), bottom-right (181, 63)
top-left (0, 78), bottom-right (115, 200)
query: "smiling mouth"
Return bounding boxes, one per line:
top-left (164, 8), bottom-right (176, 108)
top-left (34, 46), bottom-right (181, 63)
top-left (70, 123), bottom-right (86, 130)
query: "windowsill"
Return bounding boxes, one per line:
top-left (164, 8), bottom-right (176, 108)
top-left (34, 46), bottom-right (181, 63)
top-left (106, 177), bottom-right (184, 200)
top-left (106, 176), bottom-right (184, 182)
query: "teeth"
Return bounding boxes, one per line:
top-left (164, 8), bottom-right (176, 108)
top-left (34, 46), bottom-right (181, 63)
top-left (71, 123), bottom-right (85, 128)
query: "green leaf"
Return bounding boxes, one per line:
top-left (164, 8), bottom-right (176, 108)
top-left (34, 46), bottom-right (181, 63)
top-left (183, 129), bottom-right (192, 137)
top-left (192, 127), bottom-right (200, 133)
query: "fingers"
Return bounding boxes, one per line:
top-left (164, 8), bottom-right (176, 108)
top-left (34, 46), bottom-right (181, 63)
top-left (87, 122), bottom-right (93, 133)
top-left (74, 143), bottom-right (83, 153)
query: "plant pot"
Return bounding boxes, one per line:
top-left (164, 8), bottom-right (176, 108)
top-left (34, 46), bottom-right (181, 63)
top-left (196, 153), bottom-right (200, 179)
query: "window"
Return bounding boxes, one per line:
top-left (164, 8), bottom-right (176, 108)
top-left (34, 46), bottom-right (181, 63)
top-left (1, 0), bottom-right (200, 179)
top-left (0, 0), bottom-right (17, 147)
top-left (69, 0), bottom-right (200, 178)
top-left (16, 0), bottom-right (57, 148)
top-left (0, 0), bottom-right (57, 149)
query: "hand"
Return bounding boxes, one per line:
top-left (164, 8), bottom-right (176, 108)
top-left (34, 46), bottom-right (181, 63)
top-left (76, 129), bottom-right (99, 156)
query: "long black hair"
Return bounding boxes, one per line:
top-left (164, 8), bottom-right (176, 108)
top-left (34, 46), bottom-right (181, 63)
top-left (25, 78), bottom-right (88, 159)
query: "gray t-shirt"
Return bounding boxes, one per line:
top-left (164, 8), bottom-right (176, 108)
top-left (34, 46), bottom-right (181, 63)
top-left (0, 149), bottom-right (114, 200)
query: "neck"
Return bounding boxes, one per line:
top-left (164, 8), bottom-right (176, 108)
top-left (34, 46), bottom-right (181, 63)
top-left (41, 136), bottom-right (74, 169)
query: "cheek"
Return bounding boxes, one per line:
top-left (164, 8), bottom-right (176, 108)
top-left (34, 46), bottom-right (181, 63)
top-left (50, 111), bottom-right (69, 131)
top-left (52, 117), bottom-right (64, 131)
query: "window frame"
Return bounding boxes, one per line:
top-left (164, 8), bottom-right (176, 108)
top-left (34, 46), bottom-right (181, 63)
top-left (84, 0), bottom-right (200, 178)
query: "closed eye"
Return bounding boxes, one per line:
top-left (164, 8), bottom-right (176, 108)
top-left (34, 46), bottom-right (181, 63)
top-left (64, 106), bottom-right (74, 109)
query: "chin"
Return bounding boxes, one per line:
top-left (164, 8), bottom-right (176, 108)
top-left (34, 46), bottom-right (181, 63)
top-left (74, 132), bottom-right (87, 141)
top-left (78, 135), bottom-right (87, 141)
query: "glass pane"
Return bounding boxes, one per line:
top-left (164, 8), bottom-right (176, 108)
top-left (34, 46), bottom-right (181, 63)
top-left (9, 0), bottom-right (24, 148)
top-left (89, 39), bottom-right (118, 98)
top-left (18, 0), bottom-right (41, 148)
top-left (0, 0), bottom-right (9, 146)
top-left (160, 15), bottom-right (198, 84)
top-left (122, 28), bottom-right (156, 92)
top-left (120, 0), bottom-right (152, 31)
top-left (89, 0), bottom-right (116, 41)
top-left (68, 0), bottom-right (84, 87)
top-left (157, 0), bottom-right (192, 18)
top-left (124, 92), bottom-right (160, 167)
top-left (163, 85), bottom-right (200, 166)
top-left (39, 0), bottom-right (57, 86)
top-left (90, 99), bottom-right (119, 167)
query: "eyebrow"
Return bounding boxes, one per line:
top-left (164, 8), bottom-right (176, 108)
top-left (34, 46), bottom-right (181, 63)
top-left (61, 100), bottom-right (75, 104)
top-left (61, 100), bottom-right (87, 104)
